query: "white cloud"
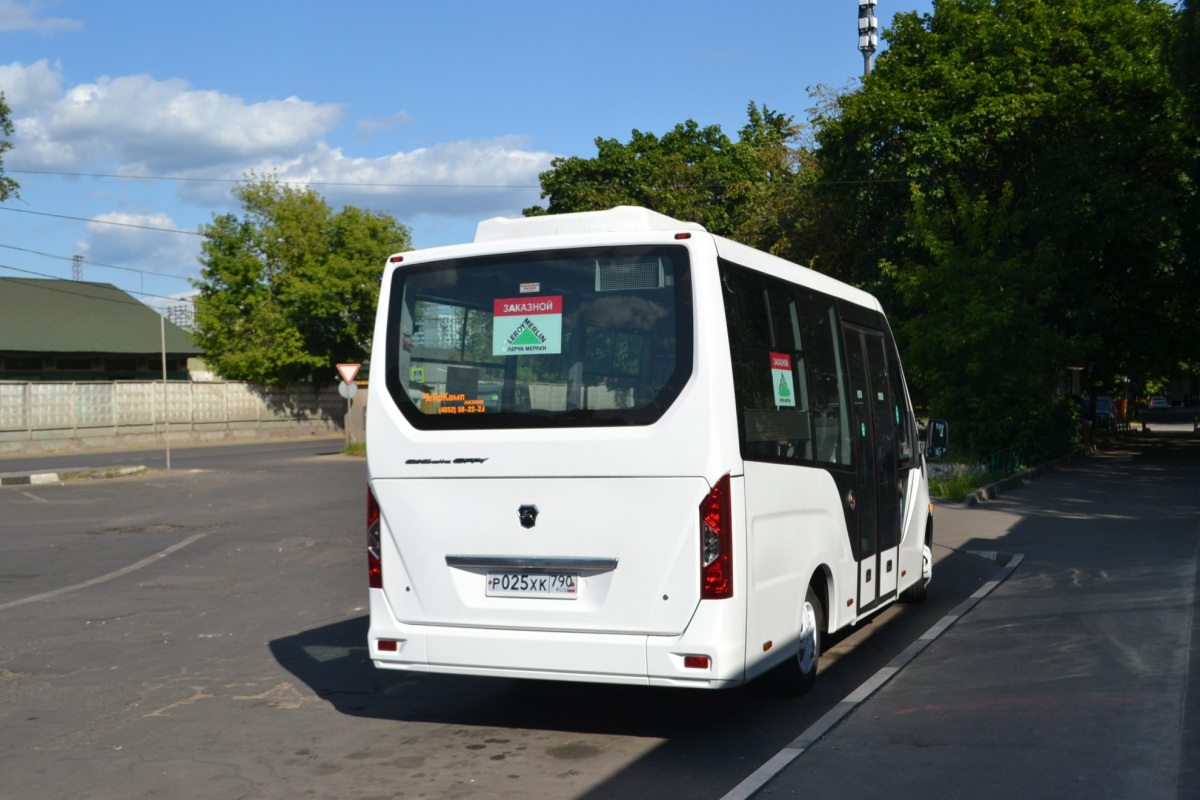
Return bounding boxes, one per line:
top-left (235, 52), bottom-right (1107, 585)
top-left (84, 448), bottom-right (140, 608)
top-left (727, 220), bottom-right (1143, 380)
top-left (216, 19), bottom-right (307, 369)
top-left (10, 70), bottom-right (344, 172)
top-left (0, 1), bottom-right (81, 34)
top-left (265, 137), bottom-right (553, 221)
top-left (170, 136), bottom-right (555, 224)
top-left (77, 210), bottom-right (203, 280)
top-left (4, 60), bottom-right (556, 230)
top-left (0, 59), bottom-right (63, 114)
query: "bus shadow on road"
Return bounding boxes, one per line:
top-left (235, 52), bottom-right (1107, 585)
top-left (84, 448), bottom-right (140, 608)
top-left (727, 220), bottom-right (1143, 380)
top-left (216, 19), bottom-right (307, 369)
top-left (268, 435), bottom-right (1199, 798)
top-left (268, 613), bottom-right (768, 736)
top-left (267, 545), bottom-right (1005, 739)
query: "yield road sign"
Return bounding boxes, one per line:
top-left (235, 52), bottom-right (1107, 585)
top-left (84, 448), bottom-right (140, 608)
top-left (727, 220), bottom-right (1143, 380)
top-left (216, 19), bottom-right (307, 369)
top-left (337, 363), bottom-right (361, 384)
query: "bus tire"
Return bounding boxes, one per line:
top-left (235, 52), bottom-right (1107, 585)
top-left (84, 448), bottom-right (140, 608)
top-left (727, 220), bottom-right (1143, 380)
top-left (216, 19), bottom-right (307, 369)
top-left (769, 586), bottom-right (824, 696)
top-left (900, 542), bottom-right (932, 603)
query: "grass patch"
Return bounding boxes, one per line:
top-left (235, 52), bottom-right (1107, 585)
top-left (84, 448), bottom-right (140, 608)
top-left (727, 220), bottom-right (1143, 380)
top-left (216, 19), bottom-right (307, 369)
top-left (341, 440), bottom-right (366, 457)
top-left (928, 470), bottom-right (988, 503)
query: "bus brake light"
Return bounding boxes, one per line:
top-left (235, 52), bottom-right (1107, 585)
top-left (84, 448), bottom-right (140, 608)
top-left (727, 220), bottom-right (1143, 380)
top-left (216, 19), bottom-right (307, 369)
top-left (700, 475), bottom-right (732, 599)
top-left (368, 486), bottom-right (382, 589)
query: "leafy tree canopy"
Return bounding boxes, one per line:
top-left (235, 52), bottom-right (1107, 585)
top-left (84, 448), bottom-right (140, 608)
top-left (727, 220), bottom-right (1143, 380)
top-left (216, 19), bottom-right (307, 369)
top-left (815, 0), bottom-right (1196, 456)
top-left (0, 92), bottom-right (19, 202)
top-left (192, 174), bottom-right (412, 386)
top-left (1175, 0), bottom-right (1200, 128)
top-left (525, 103), bottom-right (819, 260)
top-left (516, 2), bottom-right (1199, 457)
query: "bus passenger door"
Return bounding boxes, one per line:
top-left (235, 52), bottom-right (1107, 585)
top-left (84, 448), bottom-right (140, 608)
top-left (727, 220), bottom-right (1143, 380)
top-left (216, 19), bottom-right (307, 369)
top-left (865, 333), bottom-right (900, 600)
top-left (843, 326), bottom-right (901, 614)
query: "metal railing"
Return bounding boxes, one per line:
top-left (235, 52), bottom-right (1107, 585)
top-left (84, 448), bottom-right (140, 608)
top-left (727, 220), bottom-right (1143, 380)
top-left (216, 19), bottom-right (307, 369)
top-left (989, 445), bottom-right (1028, 475)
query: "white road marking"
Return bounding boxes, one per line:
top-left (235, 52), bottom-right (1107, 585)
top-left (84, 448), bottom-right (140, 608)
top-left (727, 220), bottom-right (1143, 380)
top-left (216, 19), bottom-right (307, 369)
top-left (720, 553), bottom-right (1026, 800)
top-left (0, 533), bottom-right (207, 612)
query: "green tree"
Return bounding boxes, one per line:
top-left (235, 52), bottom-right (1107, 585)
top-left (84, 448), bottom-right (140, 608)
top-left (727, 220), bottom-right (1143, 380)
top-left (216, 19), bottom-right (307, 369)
top-left (884, 182), bottom-right (1080, 458)
top-left (0, 92), bottom-right (20, 201)
top-left (1174, 0), bottom-right (1200, 387)
top-left (193, 174), bottom-right (412, 385)
top-left (525, 103), bottom-right (818, 255)
top-left (813, 0), bottom-right (1196, 456)
top-left (1175, 0), bottom-right (1200, 128)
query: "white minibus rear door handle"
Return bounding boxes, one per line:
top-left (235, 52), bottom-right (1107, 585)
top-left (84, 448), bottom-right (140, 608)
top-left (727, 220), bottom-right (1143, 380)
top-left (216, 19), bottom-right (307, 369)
top-left (445, 556), bottom-right (619, 572)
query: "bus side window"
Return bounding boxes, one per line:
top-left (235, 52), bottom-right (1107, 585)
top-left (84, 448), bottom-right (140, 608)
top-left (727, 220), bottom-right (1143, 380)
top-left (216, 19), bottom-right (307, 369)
top-left (770, 290), bottom-right (813, 461)
top-left (721, 263), bottom-right (813, 465)
top-left (884, 329), bottom-right (916, 468)
top-left (794, 290), bottom-right (853, 467)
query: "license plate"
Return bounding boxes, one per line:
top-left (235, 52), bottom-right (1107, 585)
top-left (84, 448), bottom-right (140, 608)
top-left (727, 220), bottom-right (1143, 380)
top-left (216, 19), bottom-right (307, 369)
top-left (486, 572), bottom-right (578, 599)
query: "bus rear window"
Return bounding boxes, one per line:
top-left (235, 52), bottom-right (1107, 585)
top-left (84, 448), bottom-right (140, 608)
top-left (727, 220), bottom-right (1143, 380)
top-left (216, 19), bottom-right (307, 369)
top-left (384, 245), bottom-right (693, 429)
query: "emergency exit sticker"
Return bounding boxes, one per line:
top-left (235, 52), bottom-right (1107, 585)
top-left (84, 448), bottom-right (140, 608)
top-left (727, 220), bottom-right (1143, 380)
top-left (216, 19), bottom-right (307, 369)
top-left (492, 296), bottom-right (563, 356)
top-left (770, 352), bottom-right (796, 408)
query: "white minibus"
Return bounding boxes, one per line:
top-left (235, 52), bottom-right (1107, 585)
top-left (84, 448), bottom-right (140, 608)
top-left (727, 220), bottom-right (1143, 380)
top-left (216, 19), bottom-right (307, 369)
top-left (366, 206), bottom-right (932, 693)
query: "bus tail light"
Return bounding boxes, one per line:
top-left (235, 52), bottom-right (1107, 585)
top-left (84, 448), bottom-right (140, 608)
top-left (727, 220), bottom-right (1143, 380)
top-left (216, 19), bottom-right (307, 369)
top-left (368, 485), bottom-right (382, 589)
top-left (700, 474), bottom-right (732, 599)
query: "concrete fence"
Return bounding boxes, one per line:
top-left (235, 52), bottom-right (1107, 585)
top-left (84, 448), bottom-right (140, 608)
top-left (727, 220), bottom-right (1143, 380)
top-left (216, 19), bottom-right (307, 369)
top-left (0, 381), bottom-right (346, 455)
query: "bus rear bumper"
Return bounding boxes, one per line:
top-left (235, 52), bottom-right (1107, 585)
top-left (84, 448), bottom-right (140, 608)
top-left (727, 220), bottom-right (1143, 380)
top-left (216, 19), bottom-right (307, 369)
top-left (368, 589), bottom-right (745, 689)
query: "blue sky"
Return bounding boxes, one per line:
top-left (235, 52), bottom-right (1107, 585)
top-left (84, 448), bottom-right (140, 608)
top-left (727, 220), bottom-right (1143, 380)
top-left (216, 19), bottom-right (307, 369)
top-left (0, 0), bottom-right (933, 310)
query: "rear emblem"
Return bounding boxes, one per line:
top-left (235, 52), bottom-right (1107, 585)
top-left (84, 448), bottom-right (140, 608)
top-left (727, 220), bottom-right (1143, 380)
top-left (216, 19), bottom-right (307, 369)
top-left (518, 505), bottom-right (539, 529)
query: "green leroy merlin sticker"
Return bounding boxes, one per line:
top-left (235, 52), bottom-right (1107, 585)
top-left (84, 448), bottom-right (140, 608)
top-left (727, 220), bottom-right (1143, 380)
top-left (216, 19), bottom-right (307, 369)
top-left (770, 352), bottom-right (796, 408)
top-left (492, 296), bottom-right (563, 356)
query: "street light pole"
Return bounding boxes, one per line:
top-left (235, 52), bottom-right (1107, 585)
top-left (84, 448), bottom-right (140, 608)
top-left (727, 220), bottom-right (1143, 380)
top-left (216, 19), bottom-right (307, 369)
top-left (161, 313), bottom-right (170, 471)
top-left (859, 0), bottom-right (879, 76)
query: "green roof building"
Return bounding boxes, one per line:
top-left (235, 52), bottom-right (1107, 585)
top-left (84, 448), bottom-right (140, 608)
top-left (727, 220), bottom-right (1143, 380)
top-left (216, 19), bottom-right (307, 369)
top-left (0, 278), bottom-right (202, 381)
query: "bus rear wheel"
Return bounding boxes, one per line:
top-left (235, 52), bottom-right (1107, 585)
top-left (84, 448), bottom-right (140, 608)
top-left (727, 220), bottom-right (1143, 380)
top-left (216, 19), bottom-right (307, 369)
top-left (901, 542), bottom-right (932, 603)
top-left (769, 586), bottom-right (824, 696)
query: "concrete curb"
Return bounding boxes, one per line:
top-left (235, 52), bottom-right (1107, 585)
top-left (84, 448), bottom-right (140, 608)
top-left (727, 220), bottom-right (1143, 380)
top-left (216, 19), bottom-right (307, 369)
top-left (961, 452), bottom-right (1079, 506)
top-left (721, 553), bottom-right (1027, 799)
top-left (0, 465), bottom-right (148, 486)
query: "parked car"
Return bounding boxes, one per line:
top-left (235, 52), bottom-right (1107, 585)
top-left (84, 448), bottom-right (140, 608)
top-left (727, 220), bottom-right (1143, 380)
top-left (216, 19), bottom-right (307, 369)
top-left (1148, 396), bottom-right (1170, 411)
top-left (1092, 396), bottom-right (1115, 425)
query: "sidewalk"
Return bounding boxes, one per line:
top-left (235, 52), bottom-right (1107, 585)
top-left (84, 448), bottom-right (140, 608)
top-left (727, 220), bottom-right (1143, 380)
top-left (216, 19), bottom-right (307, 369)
top-left (732, 435), bottom-right (1200, 799)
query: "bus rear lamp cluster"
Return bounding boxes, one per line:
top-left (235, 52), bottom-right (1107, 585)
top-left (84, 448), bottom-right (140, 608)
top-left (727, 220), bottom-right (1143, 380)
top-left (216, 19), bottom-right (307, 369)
top-left (368, 486), bottom-right (382, 589)
top-left (700, 474), bottom-right (732, 599)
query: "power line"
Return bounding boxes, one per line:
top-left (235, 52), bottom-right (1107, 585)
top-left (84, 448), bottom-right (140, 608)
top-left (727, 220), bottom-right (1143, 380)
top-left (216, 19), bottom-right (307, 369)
top-left (0, 263), bottom-right (357, 323)
top-left (6, 166), bottom-right (927, 191)
top-left (0, 263), bottom-right (372, 330)
top-left (0, 205), bottom-right (204, 235)
top-left (0, 243), bottom-right (194, 282)
top-left (0, 263), bottom-right (194, 305)
top-left (8, 168), bottom-right (540, 190)
top-left (0, 172), bottom-right (935, 245)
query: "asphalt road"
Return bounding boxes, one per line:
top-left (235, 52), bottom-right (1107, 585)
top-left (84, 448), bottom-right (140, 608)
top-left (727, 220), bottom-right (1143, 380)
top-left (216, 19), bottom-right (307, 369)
top-left (0, 435), bottom-right (349, 476)
top-left (1, 435), bottom-right (1196, 799)
top-left (761, 431), bottom-right (1200, 799)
